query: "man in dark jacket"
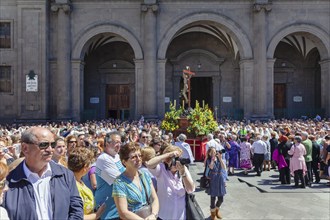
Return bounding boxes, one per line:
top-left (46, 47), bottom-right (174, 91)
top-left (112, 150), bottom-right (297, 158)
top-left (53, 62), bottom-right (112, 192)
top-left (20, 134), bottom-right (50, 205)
top-left (4, 127), bottom-right (83, 220)
top-left (310, 135), bottom-right (321, 183)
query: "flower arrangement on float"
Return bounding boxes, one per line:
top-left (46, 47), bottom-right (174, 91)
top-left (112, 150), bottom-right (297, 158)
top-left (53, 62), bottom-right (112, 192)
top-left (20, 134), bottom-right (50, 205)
top-left (161, 100), bottom-right (218, 136)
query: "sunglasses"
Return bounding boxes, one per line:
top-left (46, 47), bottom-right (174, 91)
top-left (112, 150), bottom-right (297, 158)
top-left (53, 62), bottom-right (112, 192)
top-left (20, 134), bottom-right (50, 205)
top-left (68, 141), bottom-right (77, 144)
top-left (141, 136), bottom-right (148, 139)
top-left (0, 179), bottom-right (8, 190)
top-left (26, 141), bottom-right (56, 149)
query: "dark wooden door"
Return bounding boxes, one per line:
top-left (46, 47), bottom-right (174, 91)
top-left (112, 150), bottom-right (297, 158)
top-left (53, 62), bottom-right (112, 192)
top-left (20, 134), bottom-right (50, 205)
top-left (190, 77), bottom-right (212, 108)
top-left (107, 85), bottom-right (130, 119)
top-left (274, 84), bottom-right (286, 108)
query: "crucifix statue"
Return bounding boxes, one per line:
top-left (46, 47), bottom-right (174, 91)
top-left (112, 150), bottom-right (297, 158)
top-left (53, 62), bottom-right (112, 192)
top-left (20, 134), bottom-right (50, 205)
top-left (181, 66), bottom-right (195, 109)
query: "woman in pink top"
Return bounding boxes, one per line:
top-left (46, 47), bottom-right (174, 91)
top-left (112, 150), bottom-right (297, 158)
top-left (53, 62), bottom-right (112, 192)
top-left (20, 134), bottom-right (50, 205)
top-left (146, 145), bottom-right (195, 220)
top-left (288, 136), bottom-right (307, 188)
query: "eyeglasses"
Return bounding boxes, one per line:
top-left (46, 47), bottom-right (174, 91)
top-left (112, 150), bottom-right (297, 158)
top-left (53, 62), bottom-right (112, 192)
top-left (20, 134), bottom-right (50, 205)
top-left (129, 154), bottom-right (142, 160)
top-left (141, 136), bottom-right (148, 139)
top-left (68, 141), bottom-right (77, 144)
top-left (0, 179), bottom-right (8, 190)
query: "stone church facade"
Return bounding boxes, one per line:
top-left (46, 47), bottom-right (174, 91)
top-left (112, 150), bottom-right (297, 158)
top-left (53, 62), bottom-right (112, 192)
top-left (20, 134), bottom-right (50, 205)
top-left (0, 0), bottom-right (329, 122)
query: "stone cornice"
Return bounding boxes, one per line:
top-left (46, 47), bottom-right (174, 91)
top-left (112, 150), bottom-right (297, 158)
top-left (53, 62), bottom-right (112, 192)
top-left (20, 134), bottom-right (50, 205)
top-left (51, 3), bottom-right (72, 14)
top-left (141, 4), bottom-right (159, 13)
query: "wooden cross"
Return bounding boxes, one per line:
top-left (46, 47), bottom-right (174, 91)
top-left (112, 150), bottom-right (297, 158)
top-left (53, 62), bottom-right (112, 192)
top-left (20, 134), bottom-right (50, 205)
top-left (182, 66), bottom-right (195, 109)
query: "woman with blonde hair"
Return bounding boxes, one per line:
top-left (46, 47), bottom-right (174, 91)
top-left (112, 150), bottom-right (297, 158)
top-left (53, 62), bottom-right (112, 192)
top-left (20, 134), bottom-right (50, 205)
top-left (146, 145), bottom-right (195, 220)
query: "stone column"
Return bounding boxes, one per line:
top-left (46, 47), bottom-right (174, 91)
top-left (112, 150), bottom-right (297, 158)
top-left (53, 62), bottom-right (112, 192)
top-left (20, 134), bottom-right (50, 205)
top-left (267, 58), bottom-right (276, 119)
top-left (212, 76), bottom-right (221, 118)
top-left (134, 59), bottom-right (144, 119)
top-left (239, 59), bottom-right (254, 119)
top-left (252, 1), bottom-right (272, 119)
top-left (51, 3), bottom-right (72, 120)
top-left (141, 3), bottom-right (158, 118)
top-left (173, 76), bottom-right (181, 105)
top-left (320, 59), bottom-right (330, 117)
top-left (157, 59), bottom-right (167, 118)
top-left (71, 60), bottom-right (84, 122)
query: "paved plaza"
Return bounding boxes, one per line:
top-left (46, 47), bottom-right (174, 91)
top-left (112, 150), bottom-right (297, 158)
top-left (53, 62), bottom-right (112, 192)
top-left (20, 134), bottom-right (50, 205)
top-left (189, 162), bottom-right (330, 220)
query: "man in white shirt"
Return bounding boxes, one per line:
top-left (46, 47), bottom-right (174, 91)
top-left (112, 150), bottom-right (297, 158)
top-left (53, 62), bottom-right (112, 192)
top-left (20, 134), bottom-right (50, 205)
top-left (95, 131), bottom-right (125, 219)
top-left (5, 127), bottom-right (83, 220)
top-left (251, 135), bottom-right (267, 176)
top-left (174, 133), bottom-right (195, 165)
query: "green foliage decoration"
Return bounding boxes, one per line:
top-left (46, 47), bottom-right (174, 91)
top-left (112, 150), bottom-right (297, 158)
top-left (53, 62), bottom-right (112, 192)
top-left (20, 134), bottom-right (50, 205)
top-left (161, 101), bottom-right (218, 136)
top-left (187, 101), bottom-right (218, 136)
top-left (161, 102), bottom-right (183, 132)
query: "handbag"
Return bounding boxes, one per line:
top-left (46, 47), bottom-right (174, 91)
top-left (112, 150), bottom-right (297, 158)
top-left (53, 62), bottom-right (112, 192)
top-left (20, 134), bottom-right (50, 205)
top-left (135, 178), bottom-right (152, 218)
top-left (185, 193), bottom-right (205, 220)
top-left (199, 175), bottom-right (209, 189)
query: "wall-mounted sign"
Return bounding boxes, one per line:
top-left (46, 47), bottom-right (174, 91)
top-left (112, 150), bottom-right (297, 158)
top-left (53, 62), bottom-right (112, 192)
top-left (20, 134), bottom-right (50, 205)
top-left (293, 96), bottom-right (302, 102)
top-left (26, 70), bottom-right (38, 92)
top-left (164, 97), bottom-right (170, 103)
top-left (90, 97), bottom-right (99, 104)
top-left (223, 96), bottom-right (232, 103)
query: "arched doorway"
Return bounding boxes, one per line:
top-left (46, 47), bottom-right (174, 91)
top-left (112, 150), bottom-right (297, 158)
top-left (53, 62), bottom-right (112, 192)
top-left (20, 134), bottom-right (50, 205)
top-left (82, 34), bottom-right (135, 121)
top-left (273, 34), bottom-right (323, 119)
top-left (164, 22), bottom-right (241, 119)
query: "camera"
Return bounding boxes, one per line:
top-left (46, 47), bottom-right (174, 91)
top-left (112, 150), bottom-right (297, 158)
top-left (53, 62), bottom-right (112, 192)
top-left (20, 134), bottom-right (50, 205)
top-left (1, 148), bottom-right (9, 154)
top-left (217, 149), bottom-right (226, 154)
top-left (171, 157), bottom-right (191, 165)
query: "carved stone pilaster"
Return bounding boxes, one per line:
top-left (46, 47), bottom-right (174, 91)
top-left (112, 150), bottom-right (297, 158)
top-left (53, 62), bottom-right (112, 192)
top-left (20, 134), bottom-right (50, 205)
top-left (253, 3), bottom-right (272, 13)
top-left (141, 4), bottom-right (159, 13)
top-left (51, 3), bottom-right (72, 14)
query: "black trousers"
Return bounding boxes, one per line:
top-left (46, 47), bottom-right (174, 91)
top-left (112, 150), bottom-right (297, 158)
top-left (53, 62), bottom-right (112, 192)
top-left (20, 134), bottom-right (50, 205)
top-left (294, 169), bottom-right (305, 187)
top-left (210, 196), bottom-right (224, 209)
top-left (311, 161), bottom-right (320, 182)
top-left (279, 167), bottom-right (291, 184)
top-left (253, 153), bottom-right (264, 175)
top-left (305, 161), bottom-right (312, 185)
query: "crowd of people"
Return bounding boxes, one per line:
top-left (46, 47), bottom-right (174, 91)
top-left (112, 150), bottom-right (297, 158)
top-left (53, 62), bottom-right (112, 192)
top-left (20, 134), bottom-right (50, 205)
top-left (0, 117), bottom-right (329, 220)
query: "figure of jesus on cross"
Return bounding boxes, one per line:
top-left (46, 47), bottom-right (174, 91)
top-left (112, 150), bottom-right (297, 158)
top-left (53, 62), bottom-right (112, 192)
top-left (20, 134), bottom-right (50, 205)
top-left (182, 66), bottom-right (195, 109)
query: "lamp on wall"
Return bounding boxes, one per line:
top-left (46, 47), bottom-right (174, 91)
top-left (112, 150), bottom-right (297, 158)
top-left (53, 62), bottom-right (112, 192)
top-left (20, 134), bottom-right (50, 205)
top-left (197, 62), bottom-right (202, 69)
top-left (112, 63), bottom-right (117, 68)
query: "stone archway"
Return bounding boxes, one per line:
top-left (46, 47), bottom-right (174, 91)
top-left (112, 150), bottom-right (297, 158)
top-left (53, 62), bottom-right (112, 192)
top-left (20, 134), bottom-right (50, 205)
top-left (267, 24), bottom-right (330, 60)
top-left (72, 23), bottom-right (143, 60)
top-left (157, 13), bottom-right (252, 119)
top-left (70, 24), bottom-right (143, 121)
top-left (157, 12), bottom-right (253, 60)
top-left (267, 24), bottom-right (330, 117)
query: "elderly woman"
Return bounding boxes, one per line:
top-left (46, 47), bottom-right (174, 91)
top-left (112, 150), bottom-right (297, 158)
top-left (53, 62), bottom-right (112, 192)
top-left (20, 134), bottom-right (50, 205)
top-left (68, 147), bottom-right (106, 219)
top-left (146, 145), bottom-right (195, 220)
top-left (288, 136), bottom-right (307, 188)
top-left (0, 162), bottom-right (9, 220)
top-left (113, 142), bottom-right (159, 220)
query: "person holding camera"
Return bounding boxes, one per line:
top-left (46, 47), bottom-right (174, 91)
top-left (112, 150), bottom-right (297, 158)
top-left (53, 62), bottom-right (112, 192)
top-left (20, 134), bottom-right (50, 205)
top-left (206, 147), bottom-right (226, 220)
top-left (146, 145), bottom-right (195, 220)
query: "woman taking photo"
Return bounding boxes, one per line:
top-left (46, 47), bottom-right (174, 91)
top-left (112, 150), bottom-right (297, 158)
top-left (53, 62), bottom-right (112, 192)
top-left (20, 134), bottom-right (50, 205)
top-left (146, 145), bottom-right (195, 220)
top-left (113, 142), bottom-right (159, 220)
top-left (206, 147), bottom-right (226, 220)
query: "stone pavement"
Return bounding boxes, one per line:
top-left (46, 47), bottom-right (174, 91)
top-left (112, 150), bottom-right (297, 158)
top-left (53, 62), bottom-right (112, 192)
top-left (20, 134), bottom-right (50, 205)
top-left (188, 162), bottom-right (330, 220)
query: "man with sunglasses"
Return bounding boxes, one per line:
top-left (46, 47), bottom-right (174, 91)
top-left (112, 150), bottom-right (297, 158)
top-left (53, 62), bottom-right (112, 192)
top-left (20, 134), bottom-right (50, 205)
top-left (95, 131), bottom-right (125, 220)
top-left (4, 127), bottom-right (83, 220)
